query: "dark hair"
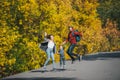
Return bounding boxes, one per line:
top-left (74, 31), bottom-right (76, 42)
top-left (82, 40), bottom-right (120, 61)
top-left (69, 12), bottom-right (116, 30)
top-left (68, 26), bottom-right (73, 29)
top-left (47, 34), bottom-right (52, 39)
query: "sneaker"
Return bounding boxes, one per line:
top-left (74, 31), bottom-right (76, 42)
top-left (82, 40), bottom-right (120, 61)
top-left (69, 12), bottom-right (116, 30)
top-left (63, 65), bottom-right (66, 69)
top-left (60, 66), bottom-right (63, 69)
top-left (52, 68), bottom-right (56, 71)
top-left (71, 59), bottom-right (75, 64)
top-left (43, 66), bottom-right (46, 71)
top-left (78, 54), bottom-right (80, 61)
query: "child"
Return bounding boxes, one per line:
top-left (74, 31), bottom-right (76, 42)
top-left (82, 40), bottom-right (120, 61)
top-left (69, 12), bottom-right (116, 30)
top-left (58, 45), bottom-right (66, 69)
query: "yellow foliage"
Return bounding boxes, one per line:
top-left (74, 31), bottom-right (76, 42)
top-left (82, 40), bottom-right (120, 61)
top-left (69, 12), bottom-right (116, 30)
top-left (0, 0), bottom-right (119, 79)
top-left (7, 58), bottom-right (16, 66)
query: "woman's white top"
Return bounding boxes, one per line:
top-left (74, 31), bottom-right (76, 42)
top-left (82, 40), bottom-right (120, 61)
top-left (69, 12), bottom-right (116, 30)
top-left (48, 40), bottom-right (55, 49)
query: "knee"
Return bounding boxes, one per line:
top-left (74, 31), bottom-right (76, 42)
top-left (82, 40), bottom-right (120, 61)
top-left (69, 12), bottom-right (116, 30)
top-left (52, 60), bottom-right (55, 63)
top-left (47, 57), bottom-right (50, 61)
top-left (67, 50), bottom-right (70, 54)
top-left (52, 59), bottom-right (55, 61)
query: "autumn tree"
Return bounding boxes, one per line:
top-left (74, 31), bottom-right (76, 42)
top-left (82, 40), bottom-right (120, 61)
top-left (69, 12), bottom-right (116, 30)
top-left (0, 0), bottom-right (120, 79)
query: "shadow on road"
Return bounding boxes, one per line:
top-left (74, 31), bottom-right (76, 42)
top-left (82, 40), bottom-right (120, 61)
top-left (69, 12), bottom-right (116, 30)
top-left (82, 52), bottom-right (120, 61)
top-left (83, 57), bottom-right (114, 61)
top-left (2, 77), bottom-right (79, 80)
top-left (31, 68), bottom-right (76, 73)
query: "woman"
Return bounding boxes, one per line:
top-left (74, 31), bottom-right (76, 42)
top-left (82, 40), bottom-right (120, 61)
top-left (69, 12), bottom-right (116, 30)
top-left (43, 33), bottom-right (56, 71)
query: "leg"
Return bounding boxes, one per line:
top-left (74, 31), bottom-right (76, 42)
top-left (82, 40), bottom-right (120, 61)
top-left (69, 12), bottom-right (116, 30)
top-left (50, 50), bottom-right (56, 69)
top-left (67, 44), bottom-right (80, 63)
top-left (60, 56), bottom-right (62, 68)
top-left (62, 57), bottom-right (65, 65)
top-left (43, 48), bottom-right (50, 67)
top-left (62, 57), bottom-right (66, 69)
top-left (70, 44), bottom-right (78, 57)
top-left (72, 52), bottom-right (78, 57)
top-left (70, 44), bottom-right (80, 61)
top-left (67, 44), bottom-right (75, 61)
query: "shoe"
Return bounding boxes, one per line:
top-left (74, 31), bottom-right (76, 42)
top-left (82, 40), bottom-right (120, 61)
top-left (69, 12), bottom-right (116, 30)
top-left (78, 54), bottom-right (80, 61)
top-left (43, 66), bottom-right (46, 71)
top-left (60, 66), bottom-right (63, 69)
top-left (63, 65), bottom-right (66, 69)
top-left (71, 59), bottom-right (75, 64)
top-left (52, 68), bottom-right (56, 71)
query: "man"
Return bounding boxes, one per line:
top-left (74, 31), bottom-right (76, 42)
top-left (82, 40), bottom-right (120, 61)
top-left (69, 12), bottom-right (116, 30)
top-left (62, 26), bottom-right (82, 64)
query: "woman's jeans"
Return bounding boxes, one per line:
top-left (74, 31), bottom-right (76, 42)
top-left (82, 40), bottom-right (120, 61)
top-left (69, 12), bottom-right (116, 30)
top-left (67, 44), bottom-right (78, 61)
top-left (44, 48), bottom-right (56, 69)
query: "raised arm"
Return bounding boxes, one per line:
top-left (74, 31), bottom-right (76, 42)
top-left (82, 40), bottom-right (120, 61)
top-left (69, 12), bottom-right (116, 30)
top-left (44, 32), bottom-right (49, 41)
top-left (74, 31), bottom-right (82, 37)
top-left (62, 40), bottom-right (67, 45)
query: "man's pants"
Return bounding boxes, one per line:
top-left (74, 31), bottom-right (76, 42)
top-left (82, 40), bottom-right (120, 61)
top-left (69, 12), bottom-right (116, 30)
top-left (67, 44), bottom-right (78, 61)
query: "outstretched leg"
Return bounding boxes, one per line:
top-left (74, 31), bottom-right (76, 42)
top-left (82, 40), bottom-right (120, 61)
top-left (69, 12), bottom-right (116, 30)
top-left (67, 44), bottom-right (76, 63)
top-left (43, 48), bottom-right (51, 69)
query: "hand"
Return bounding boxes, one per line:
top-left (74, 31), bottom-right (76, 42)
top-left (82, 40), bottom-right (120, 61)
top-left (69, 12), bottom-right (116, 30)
top-left (44, 32), bottom-right (47, 36)
top-left (62, 41), bottom-right (66, 45)
top-left (38, 43), bottom-right (41, 48)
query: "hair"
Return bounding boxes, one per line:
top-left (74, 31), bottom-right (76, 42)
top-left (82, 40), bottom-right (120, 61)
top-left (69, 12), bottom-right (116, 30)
top-left (68, 26), bottom-right (73, 29)
top-left (59, 45), bottom-right (65, 50)
top-left (47, 34), bottom-right (53, 40)
top-left (47, 34), bottom-right (51, 39)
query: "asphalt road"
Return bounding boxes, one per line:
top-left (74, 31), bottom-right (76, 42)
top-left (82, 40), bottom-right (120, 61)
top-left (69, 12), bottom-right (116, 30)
top-left (2, 57), bottom-right (120, 80)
